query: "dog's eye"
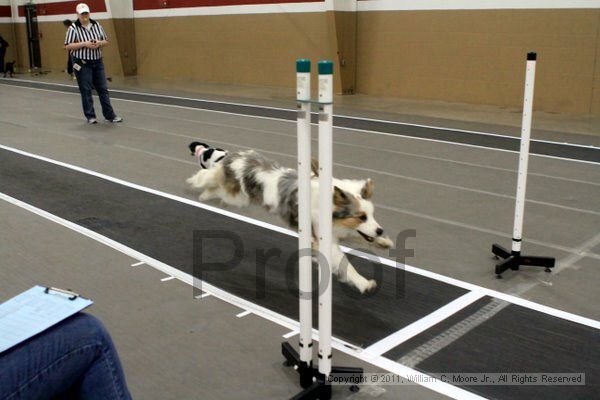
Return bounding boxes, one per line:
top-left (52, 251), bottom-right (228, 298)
top-left (358, 214), bottom-right (367, 222)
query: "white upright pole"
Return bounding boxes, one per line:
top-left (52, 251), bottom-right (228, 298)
top-left (296, 59), bottom-right (313, 366)
top-left (317, 60), bottom-right (334, 378)
top-left (512, 52), bottom-right (537, 254)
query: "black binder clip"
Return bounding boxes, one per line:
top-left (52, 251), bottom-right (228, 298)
top-left (44, 287), bottom-right (80, 301)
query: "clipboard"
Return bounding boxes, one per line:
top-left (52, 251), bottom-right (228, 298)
top-left (0, 285), bottom-right (94, 353)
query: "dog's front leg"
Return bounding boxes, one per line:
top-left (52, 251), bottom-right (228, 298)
top-left (330, 244), bottom-right (377, 294)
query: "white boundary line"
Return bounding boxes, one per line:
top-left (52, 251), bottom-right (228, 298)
top-left (364, 291), bottom-right (485, 357)
top-left (236, 310), bottom-right (252, 318)
top-left (131, 261), bottom-right (145, 267)
top-left (282, 330), bottom-right (299, 339)
top-left (1, 143), bottom-right (598, 330)
top-left (2, 79), bottom-right (598, 163)
top-left (0, 191), bottom-right (483, 400)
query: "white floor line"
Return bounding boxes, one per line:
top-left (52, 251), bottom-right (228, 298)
top-left (282, 330), bottom-right (299, 339)
top-left (236, 310), bottom-right (252, 318)
top-left (194, 293), bottom-right (211, 299)
top-left (7, 103), bottom-right (600, 216)
top-left (5, 107), bottom-right (600, 217)
top-left (4, 77), bottom-right (597, 149)
top-left (334, 124), bottom-right (600, 166)
top-left (1, 143), bottom-right (599, 329)
top-left (131, 261), bottom-right (145, 267)
top-left (364, 291), bottom-right (485, 357)
top-left (552, 232), bottom-right (600, 274)
top-left (160, 276), bottom-right (175, 282)
top-left (5, 89), bottom-right (600, 213)
top-left (46, 97), bottom-right (597, 187)
top-left (0, 191), bottom-right (481, 400)
top-left (333, 162), bottom-right (600, 217)
top-left (373, 203), bottom-right (600, 261)
top-left (3, 80), bottom-right (598, 166)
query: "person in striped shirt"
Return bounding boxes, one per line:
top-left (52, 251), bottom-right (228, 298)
top-left (64, 3), bottom-right (122, 124)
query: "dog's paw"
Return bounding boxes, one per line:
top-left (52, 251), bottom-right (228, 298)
top-left (357, 279), bottom-right (377, 294)
top-left (374, 236), bottom-right (393, 249)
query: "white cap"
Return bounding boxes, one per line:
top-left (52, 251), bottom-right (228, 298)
top-left (76, 3), bottom-right (90, 14)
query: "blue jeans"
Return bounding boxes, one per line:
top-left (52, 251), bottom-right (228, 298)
top-left (0, 313), bottom-right (132, 400)
top-left (74, 59), bottom-right (116, 120)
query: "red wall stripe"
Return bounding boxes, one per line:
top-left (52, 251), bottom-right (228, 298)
top-left (0, 5), bottom-right (11, 18)
top-left (133, 0), bottom-right (323, 11)
top-left (18, 0), bottom-right (107, 17)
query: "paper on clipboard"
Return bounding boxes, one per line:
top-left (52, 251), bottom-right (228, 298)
top-left (0, 286), bottom-right (93, 353)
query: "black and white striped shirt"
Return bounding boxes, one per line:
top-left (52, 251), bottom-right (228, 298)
top-left (64, 19), bottom-right (107, 60)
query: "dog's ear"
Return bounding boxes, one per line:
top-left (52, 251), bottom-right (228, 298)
top-left (189, 141), bottom-right (208, 155)
top-left (189, 141), bottom-right (200, 155)
top-left (333, 186), bottom-right (351, 207)
top-left (311, 157), bottom-right (319, 176)
top-left (361, 179), bottom-right (374, 199)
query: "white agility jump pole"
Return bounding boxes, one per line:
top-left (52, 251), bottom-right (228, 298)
top-left (282, 60), bottom-right (363, 400)
top-left (317, 60), bottom-right (334, 379)
top-left (296, 59), bottom-right (314, 375)
top-left (491, 52), bottom-right (555, 276)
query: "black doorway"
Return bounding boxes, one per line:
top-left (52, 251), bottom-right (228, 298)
top-left (24, 4), bottom-right (41, 69)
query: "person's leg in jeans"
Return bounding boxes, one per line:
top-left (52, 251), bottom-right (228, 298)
top-left (0, 313), bottom-right (132, 400)
top-left (91, 60), bottom-right (117, 121)
top-left (75, 63), bottom-right (96, 120)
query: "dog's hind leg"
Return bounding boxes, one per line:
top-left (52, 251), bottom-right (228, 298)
top-left (330, 244), bottom-right (377, 294)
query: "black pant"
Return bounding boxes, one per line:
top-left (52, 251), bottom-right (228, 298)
top-left (0, 47), bottom-right (5, 73)
top-left (67, 53), bottom-right (73, 75)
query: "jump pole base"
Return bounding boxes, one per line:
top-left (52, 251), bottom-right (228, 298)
top-left (491, 244), bottom-right (555, 278)
top-left (282, 341), bottom-right (315, 389)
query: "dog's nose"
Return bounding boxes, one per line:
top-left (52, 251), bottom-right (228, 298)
top-left (376, 228), bottom-right (384, 236)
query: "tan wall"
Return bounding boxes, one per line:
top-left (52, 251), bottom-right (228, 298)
top-left (112, 18), bottom-right (137, 76)
top-left (332, 11), bottom-right (357, 94)
top-left (11, 20), bottom-right (124, 76)
top-left (134, 13), bottom-right (343, 92)
top-left (357, 9), bottom-right (600, 114)
top-left (6, 8), bottom-right (599, 115)
top-left (593, 13), bottom-right (600, 116)
top-left (0, 23), bottom-right (17, 65)
top-left (12, 24), bottom-right (28, 71)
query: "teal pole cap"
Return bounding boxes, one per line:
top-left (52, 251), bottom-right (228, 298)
top-left (318, 60), bottom-right (333, 75)
top-left (296, 59), bottom-right (311, 73)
